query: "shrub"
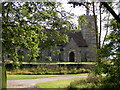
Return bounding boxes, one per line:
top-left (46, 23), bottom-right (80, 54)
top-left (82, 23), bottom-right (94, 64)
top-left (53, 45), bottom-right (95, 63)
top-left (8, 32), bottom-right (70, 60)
top-left (70, 68), bottom-right (78, 74)
top-left (67, 75), bottom-right (103, 89)
top-left (58, 67), bottom-right (68, 74)
top-left (68, 78), bottom-right (88, 89)
top-left (68, 78), bottom-right (99, 89)
top-left (7, 66), bottom-right (91, 75)
top-left (77, 68), bottom-right (90, 73)
top-left (87, 74), bottom-right (102, 83)
top-left (45, 56), bottom-right (52, 62)
top-left (99, 82), bottom-right (120, 89)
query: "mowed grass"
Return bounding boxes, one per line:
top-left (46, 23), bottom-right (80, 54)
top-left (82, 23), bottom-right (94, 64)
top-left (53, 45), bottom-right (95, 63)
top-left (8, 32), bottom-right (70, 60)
top-left (35, 78), bottom-right (86, 88)
top-left (8, 61), bottom-right (96, 65)
top-left (7, 73), bottom-right (88, 80)
top-left (22, 61), bottom-right (96, 64)
top-left (7, 75), bottom-right (57, 80)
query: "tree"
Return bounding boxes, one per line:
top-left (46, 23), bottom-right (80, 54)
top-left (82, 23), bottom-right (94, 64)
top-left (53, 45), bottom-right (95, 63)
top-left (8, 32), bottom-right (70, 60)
top-left (68, 1), bottom-right (120, 23)
top-left (2, 2), bottom-right (75, 88)
top-left (101, 2), bottom-right (120, 23)
top-left (2, 2), bottom-right (75, 65)
top-left (95, 19), bottom-right (120, 88)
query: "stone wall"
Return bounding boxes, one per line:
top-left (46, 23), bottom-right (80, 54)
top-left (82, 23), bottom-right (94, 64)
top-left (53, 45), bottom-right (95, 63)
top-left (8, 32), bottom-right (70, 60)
top-left (42, 47), bottom-right (60, 61)
top-left (63, 38), bottom-right (81, 62)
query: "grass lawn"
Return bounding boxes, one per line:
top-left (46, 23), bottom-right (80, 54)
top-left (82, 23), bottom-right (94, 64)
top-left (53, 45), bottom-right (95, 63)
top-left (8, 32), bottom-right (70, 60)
top-left (35, 78), bottom-right (86, 88)
top-left (22, 61), bottom-right (96, 65)
top-left (7, 73), bottom-right (88, 80)
top-left (8, 60), bottom-right (96, 65)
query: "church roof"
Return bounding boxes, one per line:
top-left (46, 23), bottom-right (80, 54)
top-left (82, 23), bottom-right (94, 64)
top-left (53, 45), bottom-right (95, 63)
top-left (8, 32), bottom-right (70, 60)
top-left (67, 31), bottom-right (88, 47)
top-left (59, 31), bottom-right (88, 48)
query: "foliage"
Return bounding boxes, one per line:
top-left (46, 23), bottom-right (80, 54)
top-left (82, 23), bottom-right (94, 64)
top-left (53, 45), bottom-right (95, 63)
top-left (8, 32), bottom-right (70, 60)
top-left (67, 74), bottom-right (103, 89)
top-left (78, 15), bottom-right (87, 26)
top-left (87, 74), bottom-right (102, 83)
top-left (94, 19), bottom-right (120, 88)
top-left (67, 74), bottom-right (120, 89)
top-left (67, 78), bottom-right (96, 89)
top-left (45, 56), bottom-right (52, 62)
top-left (2, 2), bottom-right (76, 88)
top-left (19, 61), bottom-right (96, 64)
top-left (2, 2), bottom-right (75, 67)
top-left (7, 66), bottom-right (90, 75)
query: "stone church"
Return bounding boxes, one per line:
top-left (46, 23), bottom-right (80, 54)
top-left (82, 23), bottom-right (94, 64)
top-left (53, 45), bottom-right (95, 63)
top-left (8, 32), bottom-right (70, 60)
top-left (42, 15), bottom-right (97, 62)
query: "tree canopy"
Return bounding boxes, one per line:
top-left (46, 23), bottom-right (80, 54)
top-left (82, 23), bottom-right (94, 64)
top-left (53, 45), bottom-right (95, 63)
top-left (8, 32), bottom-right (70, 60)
top-left (2, 2), bottom-right (75, 65)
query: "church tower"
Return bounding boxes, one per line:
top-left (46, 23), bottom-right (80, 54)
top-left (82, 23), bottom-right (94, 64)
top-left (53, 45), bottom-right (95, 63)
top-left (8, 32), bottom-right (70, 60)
top-left (79, 15), bottom-right (97, 62)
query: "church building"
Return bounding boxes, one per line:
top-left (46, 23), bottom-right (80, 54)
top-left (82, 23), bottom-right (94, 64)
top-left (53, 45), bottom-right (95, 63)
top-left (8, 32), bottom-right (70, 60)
top-left (42, 15), bottom-right (97, 62)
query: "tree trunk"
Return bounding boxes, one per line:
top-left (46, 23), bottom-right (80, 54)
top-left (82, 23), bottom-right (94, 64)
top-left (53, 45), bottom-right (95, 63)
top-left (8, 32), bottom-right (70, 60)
top-left (99, 3), bottom-right (102, 49)
top-left (92, 2), bottom-right (99, 49)
top-left (92, 2), bottom-right (101, 62)
top-left (2, 57), bottom-right (7, 89)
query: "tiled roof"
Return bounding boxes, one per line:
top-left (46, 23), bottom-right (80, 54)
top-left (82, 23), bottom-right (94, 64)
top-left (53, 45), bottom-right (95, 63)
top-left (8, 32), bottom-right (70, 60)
top-left (67, 31), bottom-right (88, 47)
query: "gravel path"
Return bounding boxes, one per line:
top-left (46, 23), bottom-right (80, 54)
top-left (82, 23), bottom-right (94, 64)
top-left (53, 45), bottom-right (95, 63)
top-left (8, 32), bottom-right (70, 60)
top-left (7, 75), bottom-right (87, 88)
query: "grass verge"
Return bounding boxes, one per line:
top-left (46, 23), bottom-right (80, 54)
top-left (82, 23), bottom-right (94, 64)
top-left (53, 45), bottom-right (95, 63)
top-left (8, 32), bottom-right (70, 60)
top-left (35, 78), bottom-right (86, 88)
top-left (7, 73), bottom-right (88, 80)
top-left (8, 61), bottom-right (96, 65)
top-left (22, 62), bottom-right (96, 65)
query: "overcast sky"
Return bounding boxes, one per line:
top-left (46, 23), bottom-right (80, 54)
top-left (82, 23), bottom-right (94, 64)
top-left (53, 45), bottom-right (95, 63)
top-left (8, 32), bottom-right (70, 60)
top-left (60, 0), bottom-right (87, 25)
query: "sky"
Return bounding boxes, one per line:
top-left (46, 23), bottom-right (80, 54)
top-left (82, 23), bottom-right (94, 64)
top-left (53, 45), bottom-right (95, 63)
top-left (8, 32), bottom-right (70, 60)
top-left (58, 0), bottom-right (87, 25)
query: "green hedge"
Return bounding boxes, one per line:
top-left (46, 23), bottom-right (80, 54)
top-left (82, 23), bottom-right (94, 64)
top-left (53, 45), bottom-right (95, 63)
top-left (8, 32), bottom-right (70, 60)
top-left (7, 66), bottom-right (90, 75)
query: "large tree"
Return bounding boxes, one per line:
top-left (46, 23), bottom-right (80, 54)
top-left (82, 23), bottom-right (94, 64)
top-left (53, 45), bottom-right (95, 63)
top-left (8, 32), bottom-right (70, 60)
top-left (2, 2), bottom-right (75, 64)
top-left (2, 2), bottom-right (75, 88)
top-left (94, 19), bottom-right (120, 88)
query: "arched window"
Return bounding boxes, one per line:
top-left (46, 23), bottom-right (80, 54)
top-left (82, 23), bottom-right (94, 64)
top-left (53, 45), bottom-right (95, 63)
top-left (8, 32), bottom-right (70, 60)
top-left (69, 52), bottom-right (75, 62)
